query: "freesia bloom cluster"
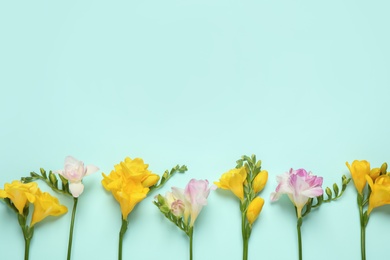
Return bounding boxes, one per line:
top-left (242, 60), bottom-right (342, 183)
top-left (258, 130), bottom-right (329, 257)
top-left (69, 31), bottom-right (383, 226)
top-left (214, 155), bottom-right (268, 260)
top-left (0, 180), bottom-right (67, 226)
top-left (346, 160), bottom-right (390, 215)
top-left (154, 179), bottom-right (214, 260)
top-left (0, 180), bottom-right (67, 260)
top-left (346, 160), bottom-right (389, 260)
top-left (56, 156), bottom-right (99, 198)
top-left (102, 157), bottom-right (160, 219)
top-left (156, 179), bottom-right (214, 228)
top-left (271, 168), bottom-right (323, 217)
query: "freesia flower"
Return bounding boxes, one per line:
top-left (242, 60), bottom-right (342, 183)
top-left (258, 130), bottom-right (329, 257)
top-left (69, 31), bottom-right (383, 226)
top-left (246, 197), bottom-right (264, 225)
top-left (0, 181), bottom-right (38, 214)
top-left (271, 168), bottom-right (323, 218)
top-left (56, 156), bottom-right (99, 197)
top-left (366, 174), bottom-right (390, 215)
top-left (172, 179), bottom-right (215, 227)
top-left (0, 180), bottom-right (66, 260)
top-left (346, 160), bottom-right (370, 194)
top-left (154, 179), bottom-right (214, 260)
top-left (30, 190), bottom-right (68, 226)
top-left (214, 167), bottom-right (246, 200)
top-left (102, 157), bottom-right (159, 219)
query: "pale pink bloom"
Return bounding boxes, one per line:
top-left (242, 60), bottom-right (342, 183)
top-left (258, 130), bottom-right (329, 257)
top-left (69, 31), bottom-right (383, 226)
top-left (270, 168), bottom-right (323, 217)
top-left (56, 156), bottom-right (99, 198)
top-left (172, 179), bottom-right (215, 227)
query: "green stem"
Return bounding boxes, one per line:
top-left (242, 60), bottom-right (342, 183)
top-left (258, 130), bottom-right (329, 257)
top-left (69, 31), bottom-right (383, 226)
top-left (297, 218), bottom-right (302, 260)
top-left (358, 194), bottom-right (366, 260)
top-left (189, 226), bottom-right (194, 260)
top-left (67, 197), bottom-right (78, 260)
top-left (118, 218), bottom-right (128, 260)
top-left (242, 212), bottom-right (249, 260)
top-left (24, 237), bottom-right (31, 260)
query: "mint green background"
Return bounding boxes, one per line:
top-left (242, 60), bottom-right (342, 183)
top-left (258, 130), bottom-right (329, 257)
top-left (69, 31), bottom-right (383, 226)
top-left (1, 1), bottom-right (389, 259)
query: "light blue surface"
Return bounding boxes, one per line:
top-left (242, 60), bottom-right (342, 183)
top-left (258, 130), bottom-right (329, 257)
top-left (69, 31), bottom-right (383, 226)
top-left (1, 1), bottom-right (390, 259)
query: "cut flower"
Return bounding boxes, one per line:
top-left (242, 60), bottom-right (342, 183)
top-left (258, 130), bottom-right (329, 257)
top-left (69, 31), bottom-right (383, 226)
top-left (271, 168), bottom-right (323, 217)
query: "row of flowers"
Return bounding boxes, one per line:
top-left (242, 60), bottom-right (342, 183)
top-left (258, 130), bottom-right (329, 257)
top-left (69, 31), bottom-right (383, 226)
top-left (0, 155), bottom-right (388, 260)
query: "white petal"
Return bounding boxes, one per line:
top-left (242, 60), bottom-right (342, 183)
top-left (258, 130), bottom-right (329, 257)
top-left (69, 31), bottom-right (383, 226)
top-left (85, 165), bottom-right (99, 176)
top-left (69, 182), bottom-right (84, 197)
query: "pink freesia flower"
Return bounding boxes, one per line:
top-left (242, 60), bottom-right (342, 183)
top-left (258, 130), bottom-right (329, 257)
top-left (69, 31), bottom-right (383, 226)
top-left (270, 168), bottom-right (323, 217)
top-left (172, 179), bottom-right (215, 227)
top-left (56, 156), bottom-right (99, 197)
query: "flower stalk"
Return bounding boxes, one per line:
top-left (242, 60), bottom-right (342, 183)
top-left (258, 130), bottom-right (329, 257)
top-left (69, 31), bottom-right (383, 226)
top-left (118, 219), bottom-right (128, 260)
top-left (67, 198), bottom-right (78, 260)
top-left (297, 217), bottom-right (303, 260)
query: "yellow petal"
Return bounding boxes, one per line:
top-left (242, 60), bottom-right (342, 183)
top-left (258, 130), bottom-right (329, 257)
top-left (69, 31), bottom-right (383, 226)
top-left (346, 160), bottom-right (370, 194)
top-left (214, 167), bottom-right (247, 200)
top-left (246, 197), bottom-right (264, 225)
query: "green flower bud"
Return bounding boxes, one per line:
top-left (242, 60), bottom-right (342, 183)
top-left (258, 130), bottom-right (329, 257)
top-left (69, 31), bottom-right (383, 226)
top-left (325, 187), bottom-right (332, 198)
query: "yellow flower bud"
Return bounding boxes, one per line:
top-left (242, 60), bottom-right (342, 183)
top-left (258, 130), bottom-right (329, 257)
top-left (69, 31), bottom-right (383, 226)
top-left (214, 167), bottom-right (247, 200)
top-left (369, 168), bottom-right (381, 182)
top-left (253, 170), bottom-right (268, 193)
top-left (346, 160), bottom-right (370, 194)
top-left (142, 174), bottom-right (160, 188)
top-left (246, 197), bottom-right (264, 225)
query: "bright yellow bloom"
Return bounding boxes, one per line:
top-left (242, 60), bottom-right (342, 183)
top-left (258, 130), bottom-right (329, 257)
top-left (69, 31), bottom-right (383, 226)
top-left (246, 197), bottom-right (264, 225)
top-left (102, 157), bottom-right (159, 219)
top-left (366, 175), bottom-right (390, 215)
top-left (253, 170), bottom-right (268, 194)
top-left (0, 181), bottom-right (38, 214)
top-left (346, 160), bottom-right (370, 194)
top-left (214, 167), bottom-right (247, 200)
top-left (30, 190), bottom-right (67, 226)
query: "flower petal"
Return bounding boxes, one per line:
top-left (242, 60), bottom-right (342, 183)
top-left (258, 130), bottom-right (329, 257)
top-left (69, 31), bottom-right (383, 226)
top-left (85, 164), bottom-right (99, 176)
top-left (69, 182), bottom-right (84, 198)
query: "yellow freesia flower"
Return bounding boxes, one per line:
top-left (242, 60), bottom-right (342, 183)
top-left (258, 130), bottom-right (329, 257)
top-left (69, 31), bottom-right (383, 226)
top-left (253, 170), bottom-right (268, 194)
top-left (30, 190), bottom-right (67, 226)
top-left (346, 160), bottom-right (370, 194)
top-left (246, 197), bottom-right (264, 225)
top-left (366, 175), bottom-right (390, 215)
top-left (0, 181), bottom-right (38, 214)
top-left (102, 157), bottom-right (159, 219)
top-left (214, 167), bottom-right (247, 200)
